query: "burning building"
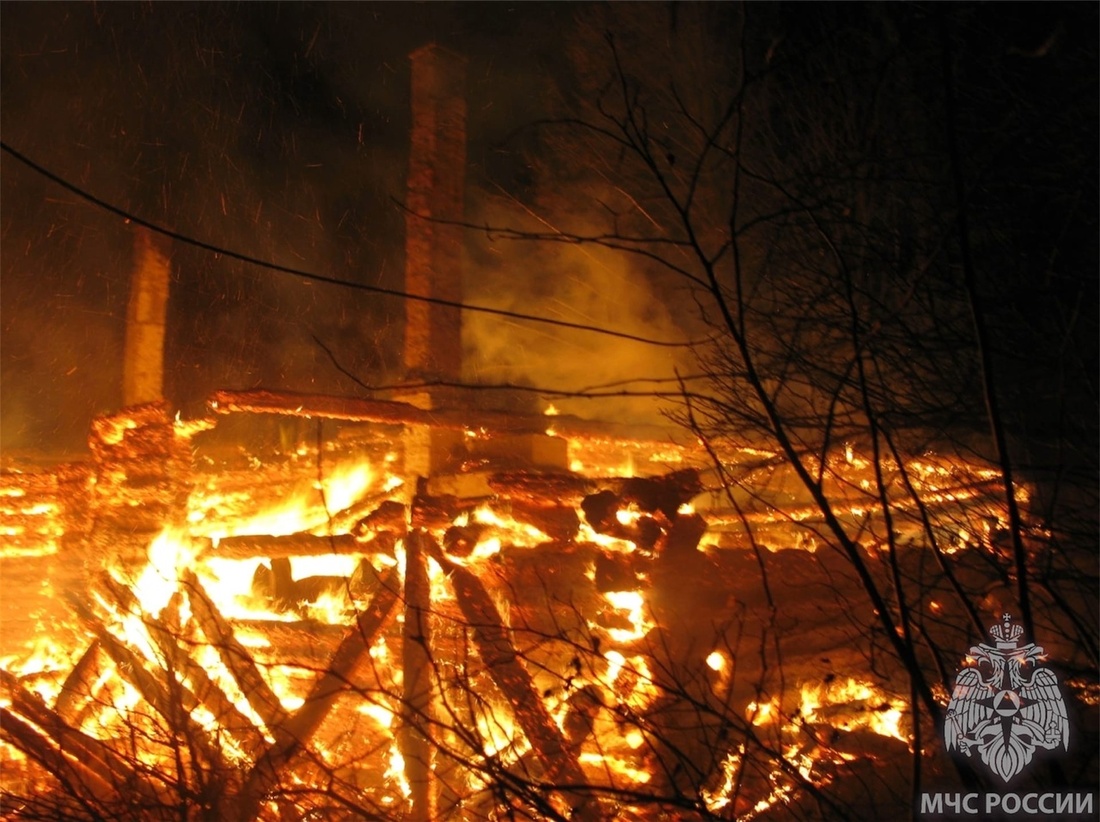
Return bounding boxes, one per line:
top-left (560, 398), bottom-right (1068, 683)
top-left (1, 28), bottom-right (1096, 822)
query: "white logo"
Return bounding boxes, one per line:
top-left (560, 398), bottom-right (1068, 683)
top-left (945, 614), bottom-right (1069, 783)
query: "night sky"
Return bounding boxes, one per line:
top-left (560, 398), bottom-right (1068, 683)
top-left (0, 3), bottom-right (578, 453)
top-left (1, 3), bottom-right (1096, 460)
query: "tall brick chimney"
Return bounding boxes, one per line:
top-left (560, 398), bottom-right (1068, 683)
top-left (122, 225), bottom-right (170, 407)
top-left (403, 44), bottom-right (467, 386)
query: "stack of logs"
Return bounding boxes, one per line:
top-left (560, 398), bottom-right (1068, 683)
top-left (86, 401), bottom-right (192, 569)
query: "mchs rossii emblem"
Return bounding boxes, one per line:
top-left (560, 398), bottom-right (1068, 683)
top-left (945, 614), bottom-right (1069, 783)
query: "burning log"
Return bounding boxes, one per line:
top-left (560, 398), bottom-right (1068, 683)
top-left (203, 532), bottom-right (359, 560)
top-left (441, 523), bottom-right (484, 558)
top-left (250, 556), bottom-right (382, 618)
top-left (329, 490), bottom-right (405, 534)
top-left (230, 618), bottom-right (348, 666)
top-left (410, 481), bottom-right (466, 529)
top-left (581, 489), bottom-right (664, 551)
top-left (619, 468), bottom-right (703, 520)
top-left (351, 499), bottom-right (408, 537)
top-left (355, 530), bottom-right (400, 557)
top-left (209, 388), bottom-right (679, 443)
top-left (181, 570), bottom-right (289, 730)
top-left (401, 530), bottom-right (435, 821)
top-left (425, 540), bottom-right (599, 819)
top-left (575, 469), bottom-right (704, 554)
top-left (505, 500), bottom-right (580, 543)
top-left (488, 470), bottom-right (595, 505)
top-left (237, 564), bottom-right (400, 822)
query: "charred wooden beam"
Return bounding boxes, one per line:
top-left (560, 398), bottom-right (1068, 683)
top-left (236, 564), bottom-right (401, 822)
top-left (202, 532), bottom-right (360, 560)
top-left (208, 388), bottom-right (680, 443)
top-left (401, 530), bottom-right (435, 821)
top-left (181, 570), bottom-right (289, 730)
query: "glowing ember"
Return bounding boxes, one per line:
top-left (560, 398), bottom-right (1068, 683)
top-left (799, 677), bottom-right (908, 742)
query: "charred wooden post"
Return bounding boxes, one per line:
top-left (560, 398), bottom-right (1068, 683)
top-left (401, 530), bottom-right (436, 821)
top-left (237, 565), bottom-right (400, 822)
top-left (397, 43), bottom-right (469, 474)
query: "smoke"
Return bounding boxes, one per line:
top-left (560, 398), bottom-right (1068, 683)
top-left (461, 197), bottom-right (692, 426)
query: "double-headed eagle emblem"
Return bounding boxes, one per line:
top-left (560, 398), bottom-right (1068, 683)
top-left (944, 614), bottom-right (1069, 783)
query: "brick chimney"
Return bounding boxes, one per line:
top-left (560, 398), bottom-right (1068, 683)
top-left (122, 225), bottom-right (170, 407)
top-left (403, 44), bottom-right (467, 387)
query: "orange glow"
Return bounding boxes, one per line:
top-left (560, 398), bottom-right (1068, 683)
top-left (0, 404), bottom-right (1023, 817)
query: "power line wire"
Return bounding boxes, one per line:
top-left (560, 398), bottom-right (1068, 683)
top-left (1, 141), bottom-right (698, 349)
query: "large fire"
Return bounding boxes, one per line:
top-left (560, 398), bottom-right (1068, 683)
top-left (0, 400), bottom-right (1029, 819)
